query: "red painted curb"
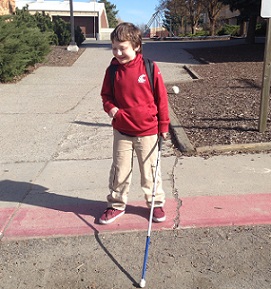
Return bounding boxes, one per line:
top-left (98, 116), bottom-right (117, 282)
top-left (180, 193), bottom-right (271, 227)
top-left (0, 207), bottom-right (17, 236)
top-left (1, 193), bottom-right (271, 240)
top-left (1, 202), bottom-right (176, 240)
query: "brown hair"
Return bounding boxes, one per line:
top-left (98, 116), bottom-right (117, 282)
top-left (110, 22), bottom-right (142, 53)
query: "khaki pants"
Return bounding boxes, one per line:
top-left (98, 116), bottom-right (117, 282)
top-left (107, 130), bottom-right (165, 210)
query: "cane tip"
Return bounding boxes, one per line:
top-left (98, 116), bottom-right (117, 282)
top-left (139, 279), bottom-right (146, 288)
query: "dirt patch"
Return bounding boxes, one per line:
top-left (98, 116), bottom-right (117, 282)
top-left (2, 46), bottom-right (86, 83)
top-left (0, 226), bottom-right (271, 288)
top-left (42, 45), bottom-right (86, 67)
top-left (167, 43), bottom-right (271, 156)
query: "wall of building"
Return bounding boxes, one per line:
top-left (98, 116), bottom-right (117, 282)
top-left (59, 15), bottom-right (99, 38)
top-left (13, 0), bottom-right (111, 39)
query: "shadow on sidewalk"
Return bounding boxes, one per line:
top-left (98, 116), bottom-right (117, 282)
top-left (0, 179), bottom-right (150, 224)
top-left (73, 120), bottom-right (111, 127)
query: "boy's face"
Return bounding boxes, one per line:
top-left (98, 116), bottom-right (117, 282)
top-left (112, 41), bottom-right (139, 64)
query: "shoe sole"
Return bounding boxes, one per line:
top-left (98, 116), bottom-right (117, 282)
top-left (152, 216), bottom-right (166, 223)
top-left (99, 211), bottom-right (125, 225)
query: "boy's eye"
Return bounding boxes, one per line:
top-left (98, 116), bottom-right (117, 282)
top-left (113, 47), bottom-right (127, 54)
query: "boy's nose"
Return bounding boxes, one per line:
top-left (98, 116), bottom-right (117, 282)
top-left (117, 49), bottom-right (122, 56)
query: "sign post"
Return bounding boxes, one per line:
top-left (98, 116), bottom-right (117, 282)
top-left (258, 0), bottom-right (271, 132)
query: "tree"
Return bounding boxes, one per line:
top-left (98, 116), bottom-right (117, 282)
top-left (202, 0), bottom-right (223, 36)
top-left (219, 0), bottom-right (261, 43)
top-left (98, 0), bottom-right (118, 28)
top-left (184, 0), bottom-right (204, 34)
top-left (159, 0), bottom-right (205, 35)
top-left (161, 0), bottom-right (187, 36)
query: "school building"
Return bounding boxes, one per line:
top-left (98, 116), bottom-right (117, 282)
top-left (2, 0), bottom-right (113, 40)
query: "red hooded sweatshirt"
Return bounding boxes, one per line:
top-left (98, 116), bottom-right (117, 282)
top-left (101, 53), bottom-right (169, 136)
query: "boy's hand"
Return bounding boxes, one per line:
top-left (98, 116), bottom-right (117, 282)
top-left (161, 132), bottom-right (168, 140)
top-left (109, 107), bottom-right (119, 118)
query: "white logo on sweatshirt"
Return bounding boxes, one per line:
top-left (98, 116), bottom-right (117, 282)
top-left (138, 74), bottom-right (146, 83)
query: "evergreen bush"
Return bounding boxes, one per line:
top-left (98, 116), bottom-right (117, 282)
top-left (75, 26), bottom-right (85, 46)
top-left (255, 22), bottom-right (266, 36)
top-left (53, 16), bottom-right (71, 46)
top-left (34, 11), bottom-right (58, 45)
top-left (0, 11), bottom-right (51, 82)
top-left (52, 17), bottom-right (85, 46)
top-left (217, 24), bottom-right (240, 36)
top-left (0, 6), bottom-right (85, 82)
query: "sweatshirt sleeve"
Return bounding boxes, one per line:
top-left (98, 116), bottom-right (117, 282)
top-left (101, 66), bottom-right (116, 114)
top-left (153, 62), bottom-right (170, 133)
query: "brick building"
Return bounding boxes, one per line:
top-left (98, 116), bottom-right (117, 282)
top-left (0, 0), bottom-right (16, 15)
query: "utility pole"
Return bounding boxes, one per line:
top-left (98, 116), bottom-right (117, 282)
top-left (67, 0), bottom-right (79, 52)
top-left (94, 0), bottom-right (96, 39)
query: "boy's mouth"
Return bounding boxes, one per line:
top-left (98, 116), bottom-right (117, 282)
top-left (116, 57), bottom-right (127, 63)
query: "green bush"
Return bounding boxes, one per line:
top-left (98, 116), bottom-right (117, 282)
top-left (75, 26), bottom-right (85, 46)
top-left (195, 30), bottom-right (210, 37)
top-left (34, 11), bottom-right (58, 45)
top-left (0, 13), bottom-right (51, 82)
top-left (217, 24), bottom-right (240, 36)
top-left (182, 30), bottom-right (210, 37)
top-left (53, 17), bottom-right (85, 46)
top-left (255, 22), bottom-right (267, 36)
top-left (0, 6), bottom-right (85, 82)
top-left (53, 16), bottom-right (71, 46)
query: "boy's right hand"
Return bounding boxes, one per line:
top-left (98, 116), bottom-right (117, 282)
top-left (109, 107), bottom-right (119, 118)
top-left (161, 132), bottom-right (168, 140)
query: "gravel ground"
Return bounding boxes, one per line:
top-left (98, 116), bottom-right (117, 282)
top-left (1, 226), bottom-right (271, 289)
top-left (167, 43), bottom-right (271, 155)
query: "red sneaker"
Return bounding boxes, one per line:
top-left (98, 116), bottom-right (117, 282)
top-left (99, 208), bottom-right (125, 225)
top-left (153, 207), bottom-right (166, 223)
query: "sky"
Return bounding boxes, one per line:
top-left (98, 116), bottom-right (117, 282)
top-left (109, 0), bottom-right (160, 25)
top-left (71, 0), bottom-right (160, 25)
top-left (44, 0), bottom-right (160, 26)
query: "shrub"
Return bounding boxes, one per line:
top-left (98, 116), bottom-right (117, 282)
top-left (184, 31), bottom-right (210, 37)
top-left (177, 30), bottom-right (210, 37)
top-left (255, 22), bottom-right (267, 36)
top-left (53, 17), bottom-right (85, 46)
top-left (217, 24), bottom-right (240, 36)
top-left (0, 14), bottom-right (51, 82)
top-left (75, 26), bottom-right (85, 46)
top-left (0, 6), bottom-right (85, 82)
top-left (53, 16), bottom-right (71, 46)
top-left (34, 11), bottom-right (58, 45)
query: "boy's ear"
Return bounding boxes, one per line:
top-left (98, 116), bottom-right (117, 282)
top-left (134, 45), bottom-right (140, 52)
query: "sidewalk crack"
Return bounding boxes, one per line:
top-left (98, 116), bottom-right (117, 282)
top-left (170, 156), bottom-right (182, 230)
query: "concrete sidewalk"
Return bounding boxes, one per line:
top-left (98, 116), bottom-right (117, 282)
top-left (0, 40), bottom-right (271, 241)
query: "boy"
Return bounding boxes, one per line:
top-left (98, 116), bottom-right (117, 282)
top-left (99, 22), bottom-right (169, 225)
